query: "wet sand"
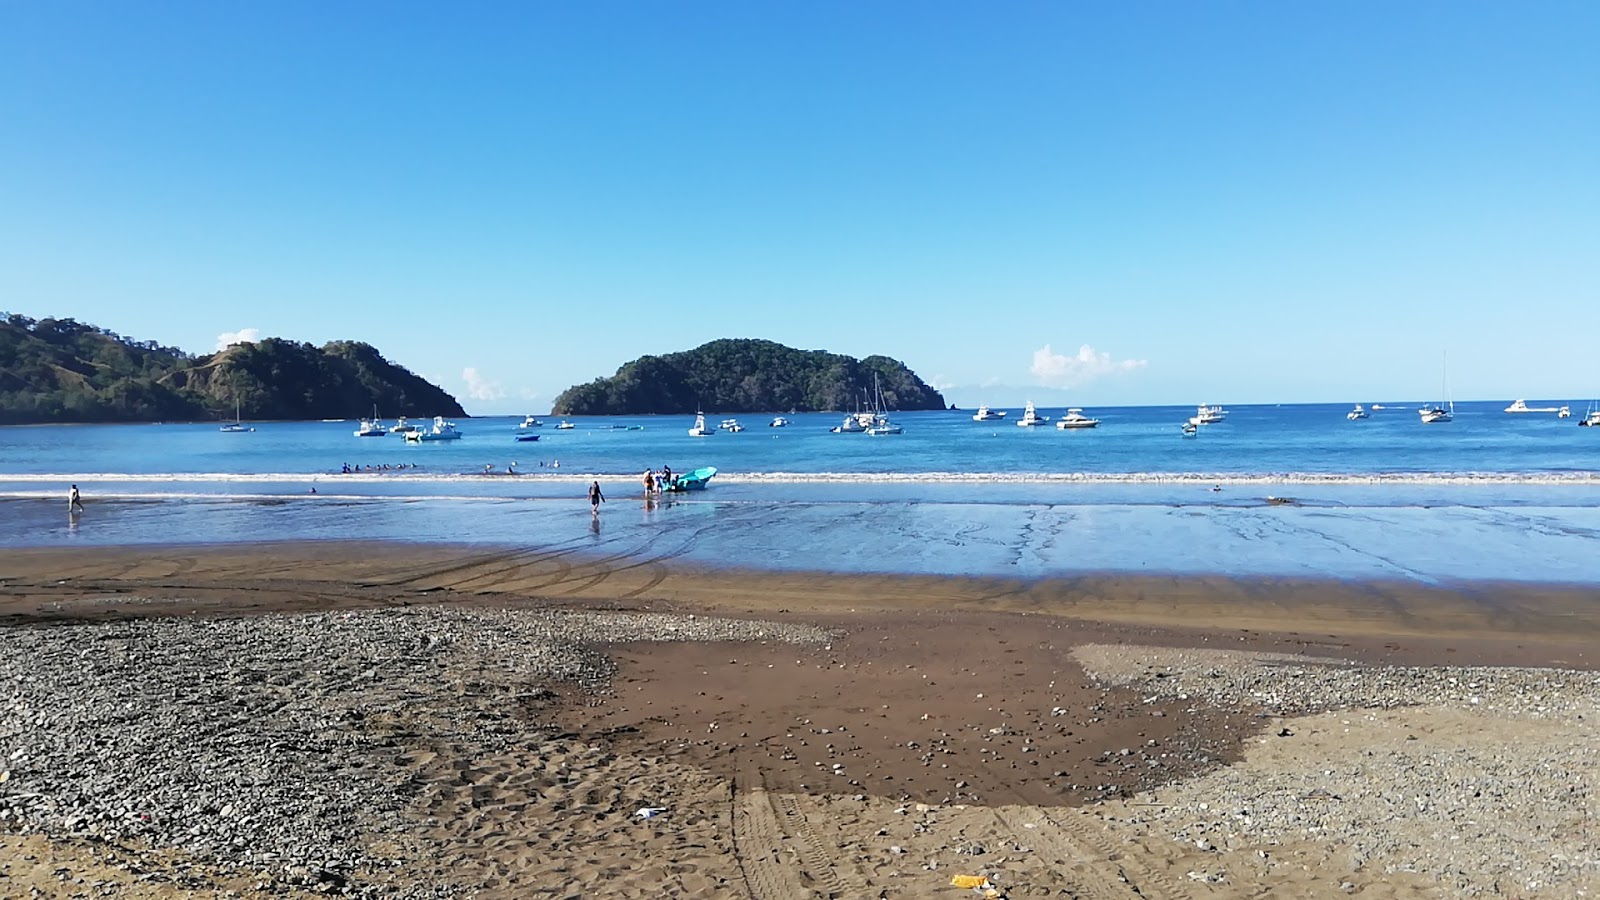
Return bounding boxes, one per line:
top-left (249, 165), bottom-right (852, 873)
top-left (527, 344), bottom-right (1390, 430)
top-left (1, 542), bottom-right (1597, 898)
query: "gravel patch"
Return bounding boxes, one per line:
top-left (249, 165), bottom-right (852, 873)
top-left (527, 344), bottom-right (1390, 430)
top-left (0, 606), bottom-right (830, 893)
top-left (1075, 644), bottom-right (1600, 898)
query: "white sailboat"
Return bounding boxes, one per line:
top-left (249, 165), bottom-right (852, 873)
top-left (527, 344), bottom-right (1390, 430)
top-left (354, 405), bottom-right (388, 437)
top-left (1419, 352), bottom-right (1454, 424)
top-left (688, 411), bottom-right (715, 437)
top-left (220, 401), bottom-right (253, 433)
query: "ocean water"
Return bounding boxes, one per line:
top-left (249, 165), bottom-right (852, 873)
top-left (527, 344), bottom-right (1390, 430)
top-left (3, 402), bottom-right (1598, 584)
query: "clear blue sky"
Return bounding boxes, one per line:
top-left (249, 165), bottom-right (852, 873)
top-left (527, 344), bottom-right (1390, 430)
top-left (3, 1), bottom-right (1596, 413)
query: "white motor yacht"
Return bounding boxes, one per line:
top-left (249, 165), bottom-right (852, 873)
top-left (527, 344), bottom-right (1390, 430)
top-left (405, 416), bottom-right (463, 441)
top-left (718, 418), bottom-right (745, 433)
top-left (1346, 404), bottom-right (1370, 420)
top-left (1195, 404), bottom-right (1227, 424)
top-left (769, 416), bottom-right (789, 428)
top-left (519, 415), bottom-right (542, 429)
top-left (354, 418), bottom-right (388, 437)
top-left (1015, 401), bottom-right (1049, 427)
top-left (1558, 405), bottom-right (1571, 419)
top-left (1055, 408), bottom-right (1100, 429)
top-left (972, 405), bottom-right (1007, 421)
top-left (1505, 399), bottom-right (1560, 413)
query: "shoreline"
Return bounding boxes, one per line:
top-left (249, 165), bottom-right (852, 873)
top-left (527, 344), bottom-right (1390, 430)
top-left (3, 540), bottom-right (1598, 656)
top-left (2, 541), bottom-right (1597, 897)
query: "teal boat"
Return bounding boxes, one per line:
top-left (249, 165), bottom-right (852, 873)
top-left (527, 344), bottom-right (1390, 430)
top-left (663, 466), bottom-right (717, 492)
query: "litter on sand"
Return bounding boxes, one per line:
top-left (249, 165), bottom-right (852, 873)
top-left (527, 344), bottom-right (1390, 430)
top-left (634, 806), bottom-right (667, 820)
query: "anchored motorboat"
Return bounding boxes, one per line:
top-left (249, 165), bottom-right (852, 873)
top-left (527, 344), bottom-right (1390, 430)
top-left (1055, 408), bottom-right (1100, 429)
top-left (1015, 401), bottom-right (1049, 427)
top-left (972, 405), bottom-right (1007, 422)
top-left (404, 416), bottom-right (463, 441)
top-left (1195, 404), bottom-right (1227, 424)
top-left (1346, 404), bottom-right (1370, 421)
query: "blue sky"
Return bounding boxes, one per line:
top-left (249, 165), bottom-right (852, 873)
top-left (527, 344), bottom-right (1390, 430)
top-left (3, 1), bottom-right (1596, 413)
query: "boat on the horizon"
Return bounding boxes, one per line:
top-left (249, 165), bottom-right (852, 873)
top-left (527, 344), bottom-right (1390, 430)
top-left (1580, 403), bottom-right (1600, 427)
top-left (1015, 401), bottom-right (1049, 427)
top-left (1419, 352), bottom-right (1454, 424)
top-left (1195, 404), bottom-right (1227, 424)
top-left (1346, 404), bottom-right (1370, 421)
top-left (404, 416), bottom-right (463, 441)
top-left (1558, 405), bottom-right (1571, 419)
top-left (972, 405), bottom-right (1007, 421)
top-left (1505, 399), bottom-right (1561, 414)
top-left (1055, 408), bottom-right (1100, 429)
top-left (688, 412), bottom-right (715, 437)
top-left (519, 415), bottom-right (542, 429)
top-left (1181, 421), bottom-right (1198, 437)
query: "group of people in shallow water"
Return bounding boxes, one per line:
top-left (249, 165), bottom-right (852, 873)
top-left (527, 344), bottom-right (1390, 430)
top-left (339, 462), bottom-right (420, 473)
top-left (642, 465), bottom-right (676, 495)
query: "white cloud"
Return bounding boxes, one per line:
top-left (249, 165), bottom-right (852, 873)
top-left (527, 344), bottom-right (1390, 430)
top-left (1030, 343), bottom-right (1147, 388)
top-left (461, 367), bottom-right (506, 401)
top-left (926, 374), bottom-right (956, 391)
top-left (215, 328), bottom-right (260, 351)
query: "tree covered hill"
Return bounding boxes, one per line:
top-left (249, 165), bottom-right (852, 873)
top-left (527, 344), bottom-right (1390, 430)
top-left (551, 339), bottom-right (946, 415)
top-left (0, 313), bottom-right (464, 424)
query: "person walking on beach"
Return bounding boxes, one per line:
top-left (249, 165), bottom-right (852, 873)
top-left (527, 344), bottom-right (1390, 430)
top-left (589, 480), bottom-right (605, 514)
top-left (643, 469), bottom-right (655, 496)
top-left (68, 484), bottom-right (84, 513)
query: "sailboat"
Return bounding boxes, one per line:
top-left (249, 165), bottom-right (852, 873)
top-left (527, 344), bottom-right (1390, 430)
top-left (1419, 352), bottom-right (1454, 424)
top-left (688, 411), bottom-right (715, 437)
top-left (354, 405), bottom-right (388, 437)
top-left (220, 400), bottom-right (253, 433)
top-left (864, 374), bottom-right (903, 435)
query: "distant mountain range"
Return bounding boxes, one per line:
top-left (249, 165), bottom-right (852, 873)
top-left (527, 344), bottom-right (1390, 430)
top-left (551, 338), bottom-right (946, 415)
top-left (0, 313), bottom-right (464, 424)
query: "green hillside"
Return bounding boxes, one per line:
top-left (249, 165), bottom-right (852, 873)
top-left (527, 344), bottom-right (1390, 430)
top-left (551, 339), bottom-right (946, 415)
top-left (0, 313), bottom-right (465, 424)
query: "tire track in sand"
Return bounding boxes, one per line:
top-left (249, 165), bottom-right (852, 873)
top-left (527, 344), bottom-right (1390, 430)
top-left (772, 793), bottom-right (849, 899)
top-left (990, 807), bottom-right (1195, 900)
top-left (732, 787), bottom-right (808, 900)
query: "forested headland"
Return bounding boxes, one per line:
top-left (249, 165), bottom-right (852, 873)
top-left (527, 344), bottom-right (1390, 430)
top-left (0, 313), bottom-right (464, 424)
top-left (551, 339), bottom-right (946, 415)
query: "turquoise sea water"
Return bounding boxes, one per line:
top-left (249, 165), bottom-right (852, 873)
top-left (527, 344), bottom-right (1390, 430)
top-left (3, 402), bottom-right (1598, 584)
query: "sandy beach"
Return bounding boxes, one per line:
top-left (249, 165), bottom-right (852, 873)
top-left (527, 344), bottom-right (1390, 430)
top-left (1, 542), bottom-right (1596, 898)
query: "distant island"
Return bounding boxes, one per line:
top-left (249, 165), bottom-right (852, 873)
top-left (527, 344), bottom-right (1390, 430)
top-left (0, 313), bottom-right (465, 425)
top-left (551, 339), bottom-right (946, 415)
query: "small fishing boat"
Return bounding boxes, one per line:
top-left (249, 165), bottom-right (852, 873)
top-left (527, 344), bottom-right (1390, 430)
top-left (1055, 408), bottom-right (1100, 429)
top-left (688, 412), bottom-right (715, 437)
top-left (1181, 421), bottom-right (1199, 438)
top-left (769, 416), bottom-right (789, 428)
top-left (866, 421), bottom-right (903, 435)
top-left (404, 416), bottom-right (463, 441)
top-left (555, 420), bottom-right (575, 430)
top-left (519, 415), bottom-right (542, 429)
top-left (661, 465), bottom-right (717, 492)
top-left (1558, 405), bottom-right (1571, 419)
top-left (719, 418), bottom-right (745, 433)
top-left (1195, 404), bottom-right (1227, 424)
top-left (972, 405), bottom-right (1007, 421)
top-left (392, 417), bottom-right (419, 434)
top-left (1346, 404), bottom-right (1370, 421)
top-left (513, 433), bottom-right (540, 442)
top-left (830, 414), bottom-right (865, 434)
